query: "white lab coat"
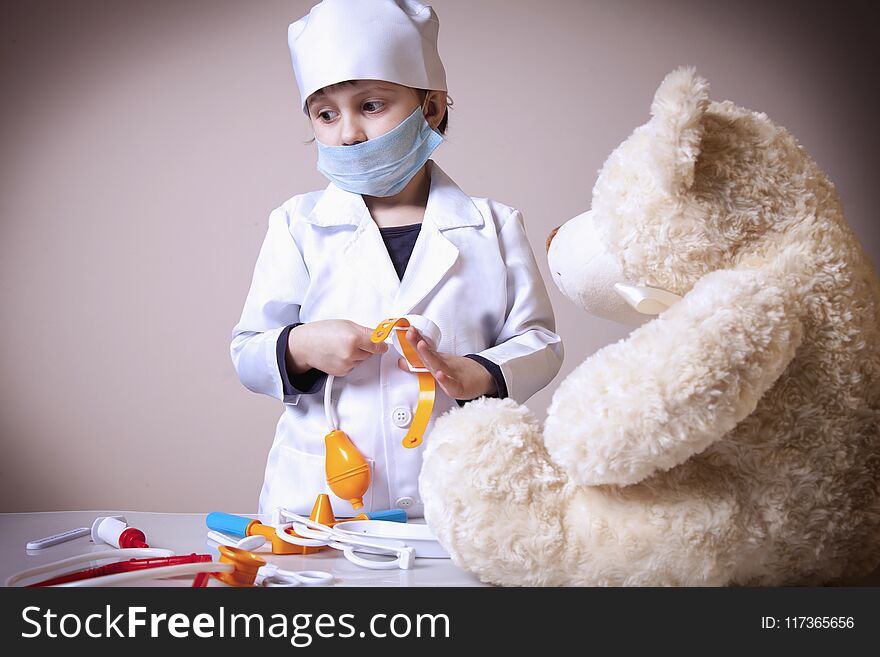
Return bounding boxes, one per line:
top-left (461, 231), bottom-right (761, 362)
top-left (231, 160), bottom-right (563, 517)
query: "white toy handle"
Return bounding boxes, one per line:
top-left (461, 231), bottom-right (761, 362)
top-left (274, 508), bottom-right (416, 570)
top-left (392, 315), bottom-right (441, 354)
top-left (390, 315), bottom-right (441, 372)
top-left (5, 548), bottom-right (175, 587)
top-left (273, 523), bottom-right (331, 547)
top-left (338, 544), bottom-right (408, 570)
top-left (614, 283), bottom-right (682, 315)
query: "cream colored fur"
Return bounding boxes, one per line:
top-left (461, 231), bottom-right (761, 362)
top-left (419, 67), bottom-right (880, 586)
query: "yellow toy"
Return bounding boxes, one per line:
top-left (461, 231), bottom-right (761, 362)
top-left (323, 315), bottom-right (439, 508)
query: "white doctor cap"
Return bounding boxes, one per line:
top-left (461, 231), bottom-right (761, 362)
top-left (288, 0), bottom-right (448, 115)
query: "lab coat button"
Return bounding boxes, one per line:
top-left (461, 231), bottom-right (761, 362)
top-left (391, 406), bottom-right (412, 428)
top-left (395, 496), bottom-right (415, 509)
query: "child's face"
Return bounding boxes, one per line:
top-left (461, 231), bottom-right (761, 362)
top-left (306, 79), bottom-right (427, 146)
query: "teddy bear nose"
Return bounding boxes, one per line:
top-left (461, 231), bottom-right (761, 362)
top-left (546, 225), bottom-right (561, 253)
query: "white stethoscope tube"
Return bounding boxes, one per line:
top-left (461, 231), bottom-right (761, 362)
top-left (325, 373), bottom-right (338, 431)
top-left (5, 548), bottom-right (174, 587)
top-left (8, 543), bottom-right (333, 588)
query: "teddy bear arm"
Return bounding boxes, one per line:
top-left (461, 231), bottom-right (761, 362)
top-left (545, 267), bottom-right (804, 486)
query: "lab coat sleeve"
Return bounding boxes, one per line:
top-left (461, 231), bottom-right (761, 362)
top-left (471, 208), bottom-right (564, 405)
top-left (230, 205), bottom-right (313, 405)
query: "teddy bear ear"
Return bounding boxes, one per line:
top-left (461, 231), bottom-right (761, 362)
top-left (648, 66), bottom-right (710, 194)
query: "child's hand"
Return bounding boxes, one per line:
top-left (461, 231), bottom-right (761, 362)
top-left (288, 320), bottom-right (388, 377)
top-left (395, 326), bottom-right (497, 401)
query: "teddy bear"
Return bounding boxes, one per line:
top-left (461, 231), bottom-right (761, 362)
top-left (418, 66), bottom-right (880, 586)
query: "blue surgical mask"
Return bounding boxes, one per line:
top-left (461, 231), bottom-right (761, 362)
top-left (315, 102), bottom-right (444, 197)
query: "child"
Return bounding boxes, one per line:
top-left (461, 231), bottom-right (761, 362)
top-left (230, 0), bottom-right (563, 518)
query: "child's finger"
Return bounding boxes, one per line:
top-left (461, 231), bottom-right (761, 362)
top-left (357, 325), bottom-right (389, 353)
top-left (417, 351), bottom-right (442, 379)
top-left (415, 338), bottom-right (438, 360)
top-left (410, 326), bottom-right (439, 351)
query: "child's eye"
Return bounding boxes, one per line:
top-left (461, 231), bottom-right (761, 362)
top-left (363, 101), bottom-right (384, 112)
top-left (318, 110), bottom-right (337, 122)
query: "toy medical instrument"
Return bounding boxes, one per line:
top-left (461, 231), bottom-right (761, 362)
top-left (253, 562), bottom-right (334, 587)
top-left (370, 315), bottom-right (441, 448)
top-left (337, 508), bottom-right (408, 524)
top-left (5, 548), bottom-right (174, 587)
top-left (194, 546), bottom-right (332, 588)
top-left (206, 512), bottom-right (318, 555)
top-left (323, 315), bottom-right (441, 508)
top-left (274, 507), bottom-right (416, 570)
top-left (204, 546), bottom-right (333, 587)
top-left (91, 516), bottom-right (149, 549)
top-left (25, 554), bottom-right (212, 587)
top-left (6, 546), bottom-right (332, 588)
top-left (206, 494), bottom-right (342, 556)
top-left (206, 506), bottom-right (406, 553)
top-left (25, 527), bottom-right (91, 550)
top-left (193, 546), bottom-right (333, 587)
top-left (614, 282), bottom-right (682, 315)
top-left (331, 520), bottom-right (449, 559)
top-left (206, 531), bottom-right (267, 552)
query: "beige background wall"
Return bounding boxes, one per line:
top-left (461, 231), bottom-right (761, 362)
top-left (2, 0), bottom-right (877, 512)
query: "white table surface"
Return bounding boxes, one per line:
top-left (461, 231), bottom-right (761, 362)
top-left (0, 510), bottom-right (486, 587)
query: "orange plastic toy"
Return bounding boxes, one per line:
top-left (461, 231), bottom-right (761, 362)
top-left (324, 429), bottom-right (371, 510)
top-left (322, 316), bottom-right (438, 508)
top-left (370, 317), bottom-right (437, 448)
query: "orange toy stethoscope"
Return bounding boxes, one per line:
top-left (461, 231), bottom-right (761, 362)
top-left (322, 315), bottom-right (441, 510)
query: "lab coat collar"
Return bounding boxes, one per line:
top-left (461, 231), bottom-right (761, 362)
top-left (303, 159), bottom-right (484, 231)
top-left (306, 160), bottom-right (483, 315)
